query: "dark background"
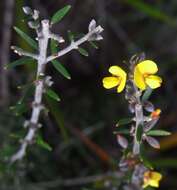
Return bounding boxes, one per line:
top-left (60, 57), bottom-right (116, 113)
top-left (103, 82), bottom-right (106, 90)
top-left (0, 0), bottom-right (177, 189)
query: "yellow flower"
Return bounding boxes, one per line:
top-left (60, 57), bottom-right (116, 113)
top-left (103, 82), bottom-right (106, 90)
top-left (143, 171), bottom-right (162, 188)
top-left (134, 60), bottom-right (162, 90)
top-left (102, 66), bottom-right (127, 93)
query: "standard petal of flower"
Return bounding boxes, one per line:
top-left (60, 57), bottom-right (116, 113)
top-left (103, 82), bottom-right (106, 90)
top-left (145, 75), bottom-right (162, 89)
top-left (137, 60), bottom-right (158, 74)
top-left (151, 172), bottom-right (162, 181)
top-left (109, 66), bottom-right (126, 78)
top-left (117, 73), bottom-right (127, 93)
top-left (134, 66), bottom-right (146, 90)
top-left (102, 77), bottom-right (120, 89)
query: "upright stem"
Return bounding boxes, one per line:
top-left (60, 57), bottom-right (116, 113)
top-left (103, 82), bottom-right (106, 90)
top-left (133, 87), bottom-right (144, 155)
top-left (11, 20), bottom-right (50, 162)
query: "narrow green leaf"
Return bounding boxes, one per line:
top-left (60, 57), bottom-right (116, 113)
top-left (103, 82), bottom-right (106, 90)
top-left (50, 39), bottom-right (58, 53)
top-left (45, 96), bottom-right (69, 142)
top-left (146, 130), bottom-right (171, 136)
top-left (52, 60), bottom-right (71, 80)
top-left (10, 102), bottom-right (28, 116)
top-left (136, 124), bottom-right (144, 142)
top-left (14, 26), bottom-right (38, 49)
top-left (140, 144), bottom-right (153, 169)
top-left (113, 128), bottom-right (130, 135)
top-left (68, 30), bottom-right (74, 42)
top-left (116, 117), bottom-right (132, 127)
top-left (51, 5), bottom-right (71, 24)
top-left (89, 41), bottom-right (98, 49)
top-left (6, 57), bottom-right (35, 69)
top-left (46, 88), bottom-right (61, 102)
top-left (142, 87), bottom-right (153, 102)
top-left (78, 47), bottom-right (89, 57)
top-left (36, 134), bottom-right (52, 151)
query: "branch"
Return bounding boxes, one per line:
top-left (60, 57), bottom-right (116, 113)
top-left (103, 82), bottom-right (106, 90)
top-left (47, 21), bottom-right (103, 63)
top-left (10, 20), bottom-right (50, 163)
top-left (10, 18), bottom-right (103, 163)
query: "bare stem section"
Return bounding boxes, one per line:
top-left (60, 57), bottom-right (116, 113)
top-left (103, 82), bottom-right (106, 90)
top-left (10, 11), bottom-right (103, 162)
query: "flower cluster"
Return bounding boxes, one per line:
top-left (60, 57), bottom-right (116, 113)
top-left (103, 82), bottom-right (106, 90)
top-left (102, 60), bottom-right (162, 93)
top-left (102, 55), bottom-right (168, 189)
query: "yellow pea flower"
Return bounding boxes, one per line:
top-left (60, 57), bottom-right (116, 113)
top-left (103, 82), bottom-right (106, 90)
top-left (143, 171), bottom-right (162, 188)
top-left (102, 66), bottom-right (127, 93)
top-left (134, 60), bottom-right (162, 90)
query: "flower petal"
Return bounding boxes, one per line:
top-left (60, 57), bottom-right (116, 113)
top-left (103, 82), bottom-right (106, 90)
top-left (151, 172), bottom-right (162, 181)
top-left (137, 60), bottom-right (158, 75)
top-left (149, 180), bottom-right (159, 188)
top-left (145, 75), bottom-right (162, 89)
top-left (134, 66), bottom-right (146, 90)
top-left (102, 77), bottom-right (120, 89)
top-left (117, 73), bottom-right (127, 93)
top-left (109, 66), bottom-right (126, 78)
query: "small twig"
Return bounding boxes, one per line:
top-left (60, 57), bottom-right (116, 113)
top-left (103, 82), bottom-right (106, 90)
top-left (47, 25), bottom-right (103, 63)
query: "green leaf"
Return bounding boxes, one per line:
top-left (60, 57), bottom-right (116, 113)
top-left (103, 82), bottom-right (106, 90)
top-left (45, 96), bottom-right (69, 142)
top-left (89, 41), bottom-right (98, 49)
top-left (36, 134), bottom-right (52, 151)
top-left (113, 127), bottom-right (130, 135)
top-left (46, 88), bottom-right (61, 102)
top-left (136, 123), bottom-right (144, 142)
top-left (51, 5), bottom-right (71, 24)
top-left (52, 60), bottom-right (71, 80)
top-left (68, 30), bottom-right (75, 42)
top-left (146, 130), bottom-right (171, 136)
top-left (142, 87), bottom-right (153, 102)
top-left (14, 26), bottom-right (38, 49)
top-left (116, 117), bottom-right (132, 127)
top-left (124, 0), bottom-right (175, 26)
top-left (140, 144), bottom-right (153, 169)
top-left (78, 47), bottom-right (89, 57)
top-left (50, 39), bottom-right (58, 53)
top-left (6, 57), bottom-right (35, 69)
top-left (10, 102), bottom-right (28, 116)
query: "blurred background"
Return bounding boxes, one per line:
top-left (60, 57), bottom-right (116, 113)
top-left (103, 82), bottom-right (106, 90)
top-left (0, 0), bottom-right (177, 189)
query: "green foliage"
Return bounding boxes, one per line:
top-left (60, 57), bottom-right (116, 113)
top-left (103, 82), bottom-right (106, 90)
top-left (136, 123), bottom-right (143, 142)
top-left (46, 88), bottom-right (61, 102)
top-left (45, 96), bottom-right (69, 142)
top-left (14, 26), bottom-right (38, 49)
top-left (116, 117), bottom-right (132, 127)
top-left (52, 60), bottom-right (71, 80)
top-left (51, 5), bottom-right (71, 24)
top-left (78, 47), bottom-right (89, 57)
top-left (50, 39), bottom-right (71, 79)
top-left (140, 144), bottom-right (153, 169)
top-left (36, 134), bottom-right (52, 151)
top-left (146, 130), bottom-right (171, 136)
top-left (6, 57), bottom-right (35, 69)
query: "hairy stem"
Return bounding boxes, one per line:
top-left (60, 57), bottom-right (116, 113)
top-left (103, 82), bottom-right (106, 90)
top-left (10, 20), bottom-right (50, 162)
